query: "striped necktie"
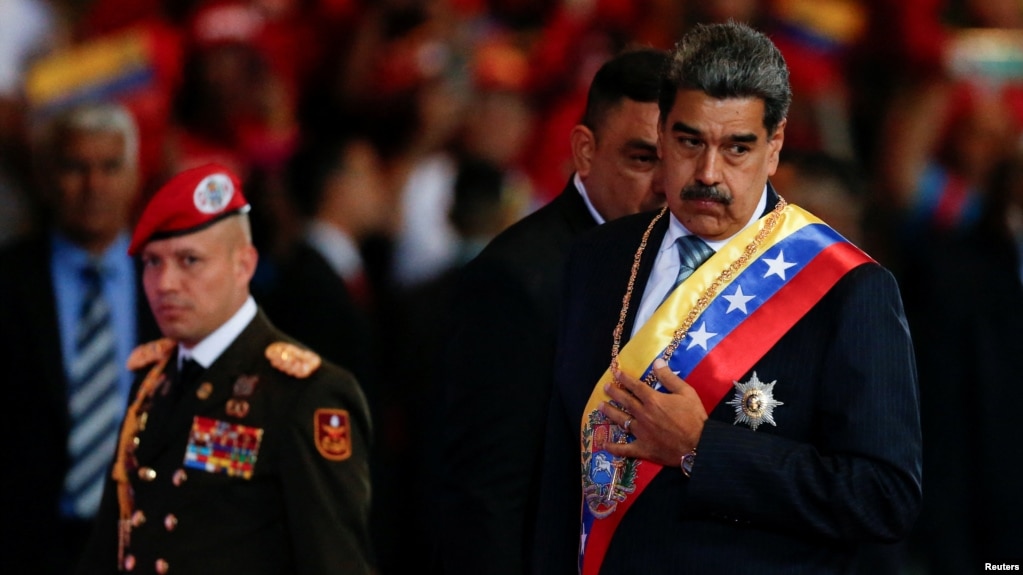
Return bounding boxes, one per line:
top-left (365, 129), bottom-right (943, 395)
top-left (674, 235), bottom-right (715, 286)
top-left (62, 262), bottom-right (122, 519)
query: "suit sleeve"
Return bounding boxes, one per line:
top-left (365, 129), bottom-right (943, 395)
top-left (685, 265), bottom-right (923, 542)
top-left (73, 457), bottom-right (123, 575)
top-left (437, 256), bottom-right (557, 575)
top-left (280, 369), bottom-right (375, 575)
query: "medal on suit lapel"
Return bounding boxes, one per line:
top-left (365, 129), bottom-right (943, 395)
top-left (726, 371), bottom-right (783, 430)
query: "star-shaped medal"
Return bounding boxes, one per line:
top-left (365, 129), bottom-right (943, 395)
top-left (726, 372), bottom-right (783, 430)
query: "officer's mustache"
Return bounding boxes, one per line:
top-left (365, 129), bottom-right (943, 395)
top-left (681, 184), bottom-right (732, 205)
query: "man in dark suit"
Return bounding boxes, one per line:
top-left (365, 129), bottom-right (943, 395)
top-left (0, 102), bottom-right (159, 575)
top-left (75, 163), bottom-right (374, 574)
top-left (534, 23), bottom-right (921, 574)
top-left (902, 157), bottom-right (1023, 572)
top-left (436, 48), bottom-right (668, 575)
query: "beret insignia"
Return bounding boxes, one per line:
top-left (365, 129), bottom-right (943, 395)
top-left (265, 342), bottom-right (321, 378)
top-left (126, 338), bottom-right (176, 370)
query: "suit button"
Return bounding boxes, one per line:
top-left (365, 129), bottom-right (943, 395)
top-left (131, 510), bottom-right (146, 527)
top-left (155, 558), bottom-right (169, 573)
top-left (138, 467), bottom-right (157, 481)
top-left (172, 469), bottom-right (187, 486)
top-left (133, 436), bottom-right (141, 447)
top-left (164, 514), bottom-right (178, 531)
top-left (123, 554), bottom-right (136, 571)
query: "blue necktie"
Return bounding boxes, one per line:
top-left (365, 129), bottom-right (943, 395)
top-left (675, 235), bottom-right (714, 285)
top-left (62, 262), bottom-right (122, 519)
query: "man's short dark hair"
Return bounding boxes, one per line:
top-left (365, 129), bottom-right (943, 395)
top-left (581, 47), bottom-right (669, 134)
top-left (659, 21), bottom-right (792, 135)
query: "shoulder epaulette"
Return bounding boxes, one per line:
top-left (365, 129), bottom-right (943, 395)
top-left (126, 338), bottom-right (176, 370)
top-left (265, 341), bottom-right (321, 379)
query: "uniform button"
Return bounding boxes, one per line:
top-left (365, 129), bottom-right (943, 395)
top-left (138, 467), bottom-right (157, 481)
top-left (123, 554), bottom-right (136, 571)
top-left (172, 469), bottom-right (188, 486)
top-left (130, 510), bottom-right (146, 527)
top-left (133, 436), bottom-right (141, 447)
top-left (164, 514), bottom-right (178, 531)
top-left (155, 558), bottom-right (169, 574)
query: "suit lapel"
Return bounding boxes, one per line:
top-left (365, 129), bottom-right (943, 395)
top-left (621, 212), bottom-right (670, 341)
top-left (18, 237), bottom-right (69, 414)
top-left (554, 178), bottom-right (601, 236)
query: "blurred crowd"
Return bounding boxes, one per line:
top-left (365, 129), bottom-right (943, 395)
top-left (1, 0), bottom-right (1022, 573)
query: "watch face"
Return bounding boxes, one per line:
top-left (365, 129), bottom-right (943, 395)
top-left (681, 451), bottom-right (696, 477)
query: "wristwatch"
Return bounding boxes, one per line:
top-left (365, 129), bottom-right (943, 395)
top-left (681, 448), bottom-right (697, 478)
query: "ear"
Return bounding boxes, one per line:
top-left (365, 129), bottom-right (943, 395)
top-left (766, 118), bottom-right (786, 176)
top-left (236, 243), bottom-right (259, 285)
top-left (570, 124), bottom-right (596, 177)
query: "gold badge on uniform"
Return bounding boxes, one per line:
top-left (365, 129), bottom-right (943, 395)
top-left (225, 375), bottom-right (258, 418)
top-left (266, 342), bottom-right (321, 378)
top-left (314, 408), bottom-right (352, 461)
top-left (196, 382), bottom-right (213, 400)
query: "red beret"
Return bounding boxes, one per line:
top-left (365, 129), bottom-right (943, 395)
top-left (129, 163), bottom-right (250, 255)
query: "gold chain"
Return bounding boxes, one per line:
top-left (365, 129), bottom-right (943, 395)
top-left (610, 198), bottom-right (788, 386)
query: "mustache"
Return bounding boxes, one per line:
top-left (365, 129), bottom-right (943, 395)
top-left (681, 184), bottom-right (732, 205)
top-left (151, 295), bottom-right (193, 309)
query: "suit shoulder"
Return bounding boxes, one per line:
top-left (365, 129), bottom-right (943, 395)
top-left (0, 235), bottom-right (46, 272)
top-left (568, 210), bottom-right (662, 265)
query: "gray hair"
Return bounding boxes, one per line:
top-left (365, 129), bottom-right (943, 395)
top-left (659, 21), bottom-right (791, 135)
top-left (36, 101), bottom-right (140, 166)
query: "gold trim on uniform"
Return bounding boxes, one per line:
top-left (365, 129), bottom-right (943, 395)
top-left (265, 342), bottom-right (321, 379)
top-left (126, 338), bottom-right (175, 371)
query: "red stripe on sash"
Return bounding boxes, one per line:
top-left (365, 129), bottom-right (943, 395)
top-left (581, 463), bottom-right (660, 575)
top-left (687, 242), bottom-right (871, 406)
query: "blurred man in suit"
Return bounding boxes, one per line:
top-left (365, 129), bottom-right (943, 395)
top-left (535, 22), bottom-right (921, 574)
top-left (0, 101), bottom-right (158, 574)
top-left (436, 47), bottom-right (668, 575)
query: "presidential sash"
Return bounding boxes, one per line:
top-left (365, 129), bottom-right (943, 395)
top-left (578, 204), bottom-right (873, 575)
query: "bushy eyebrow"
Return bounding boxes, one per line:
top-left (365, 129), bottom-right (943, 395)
top-left (670, 121), bottom-right (759, 144)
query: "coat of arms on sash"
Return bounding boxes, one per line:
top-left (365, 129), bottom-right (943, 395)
top-left (581, 410), bottom-right (637, 518)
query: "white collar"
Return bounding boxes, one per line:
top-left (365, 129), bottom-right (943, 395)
top-left (574, 172), bottom-right (606, 225)
top-left (179, 296), bottom-right (257, 369)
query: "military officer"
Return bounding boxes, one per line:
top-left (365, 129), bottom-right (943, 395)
top-left (76, 163), bottom-right (374, 575)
